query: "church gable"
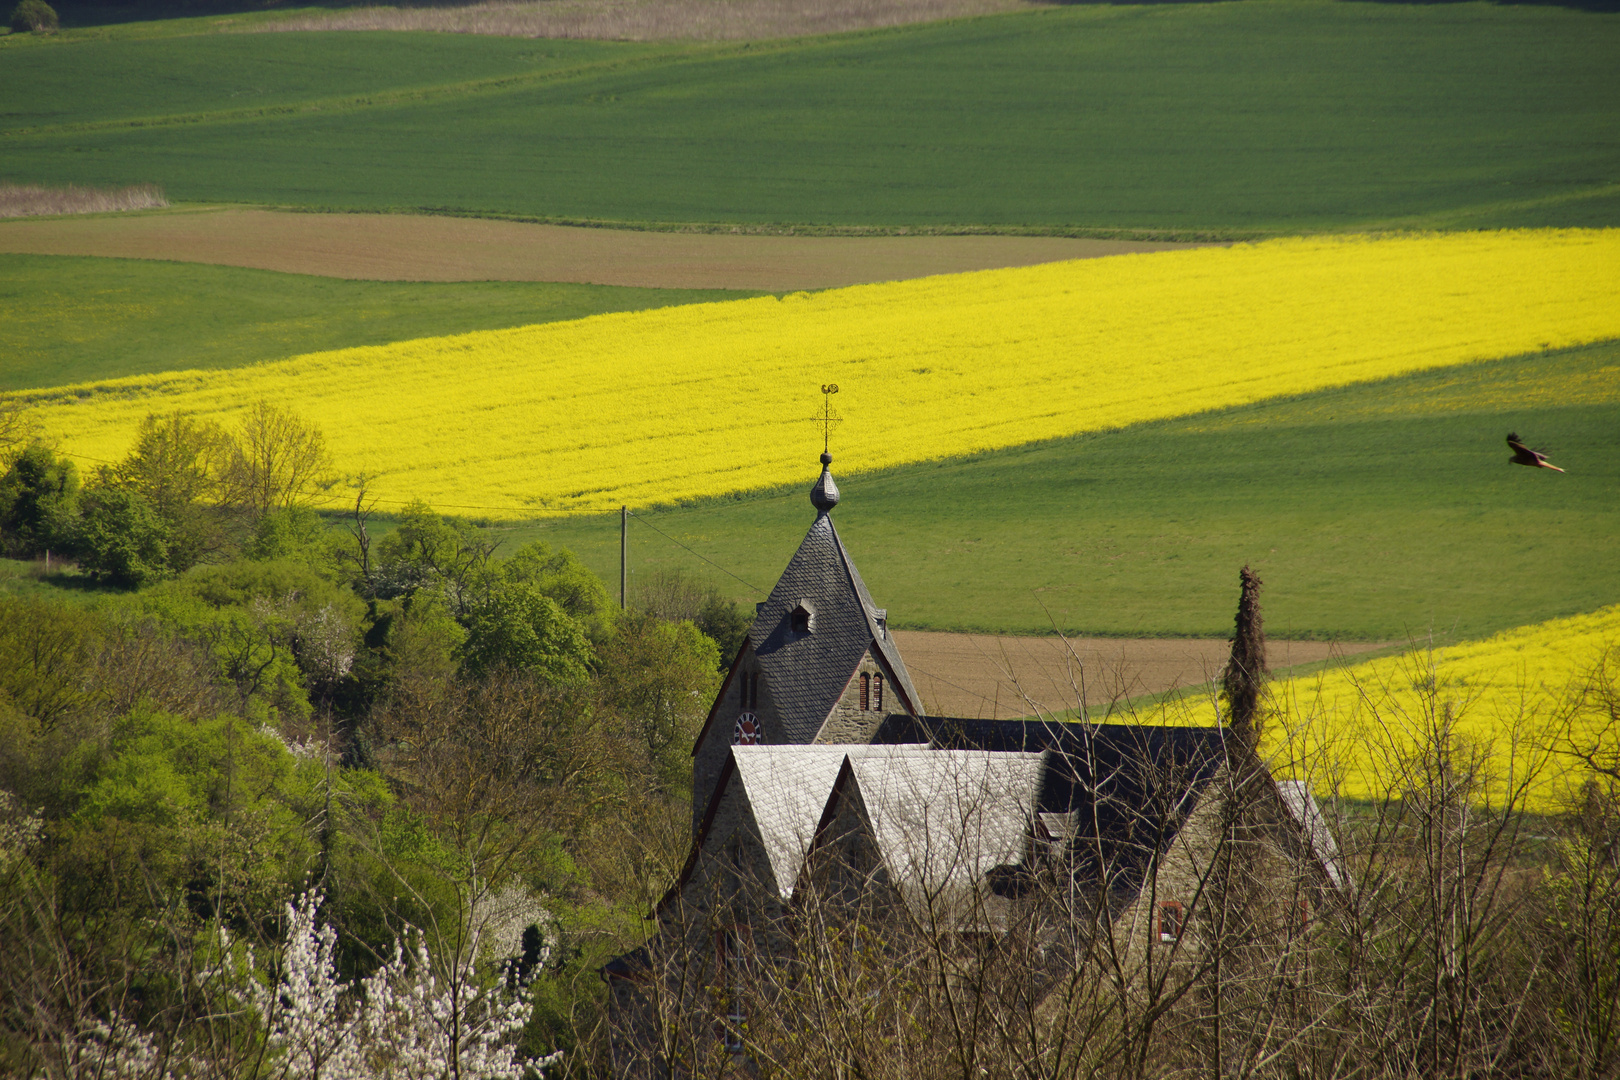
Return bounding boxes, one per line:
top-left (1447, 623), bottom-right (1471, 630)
top-left (815, 645), bottom-right (907, 744)
top-left (749, 513), bottom-right (888, 744)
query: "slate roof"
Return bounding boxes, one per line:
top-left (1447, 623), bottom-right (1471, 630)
top-left (730, 744), bottom-right (926, 899)
top-left (827, 748), bottom-right (1048, 919)
top-left (749, 505), bottom-right (923, 743)
top-left (1276, 779), bottom-right (1348, 890)
top-left (871, 716), bottom-right (1229, 893)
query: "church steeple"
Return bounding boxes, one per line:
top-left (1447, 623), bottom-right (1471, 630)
top-left (810, 452), bottom-right (840, 515)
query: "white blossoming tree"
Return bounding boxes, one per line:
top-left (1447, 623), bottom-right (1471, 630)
top-left (222, 891), bottom-right (552, 1080)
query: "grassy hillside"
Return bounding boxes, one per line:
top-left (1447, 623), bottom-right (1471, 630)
top-left (503, 341), bottom-right (1620, 642)
top-left (4, 3), bottom-right (1617, 233)
top-left (0, 253), bottom-right (760, 391)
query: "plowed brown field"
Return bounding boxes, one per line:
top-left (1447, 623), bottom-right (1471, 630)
top-left (891, 631), bottom-right (1391, 719)
top-left (0, 208), bottom-right (1204, 290)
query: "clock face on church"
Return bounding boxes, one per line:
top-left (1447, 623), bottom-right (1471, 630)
top-left (733, 712), bottom-right (760, 745)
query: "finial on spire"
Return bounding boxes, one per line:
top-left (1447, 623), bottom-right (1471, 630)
top-left (817, 384), bottom-right (842, 454)
top-left (810, 452), bottom-right (840, 514)
top-left (807, 384), bottom-right (843, 514)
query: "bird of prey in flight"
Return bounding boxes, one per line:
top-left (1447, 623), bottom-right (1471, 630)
top-left (1506, 433), bottom-right (1565, 473)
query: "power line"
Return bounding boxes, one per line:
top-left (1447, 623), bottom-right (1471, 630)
top-left (629, 511), bottom-right (763, 595)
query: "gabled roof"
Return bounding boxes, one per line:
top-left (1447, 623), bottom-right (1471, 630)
top-left (1275, 780), bottom-right (1348, 891)
top-left (660, 744), bottom-right (929, 912)
top-left (750, 510), bottom-right (923, 742)
top-left (730, 744), bottom-right (928, 899)
top-left (871, 716), bottom-right (1228, 891)
top-left (820, 748), bottom-right (1048, 922)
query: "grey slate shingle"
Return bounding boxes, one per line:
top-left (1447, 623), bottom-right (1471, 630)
top-left (749, 510), bottom-right (923, 743)
top-left (837, 749), bottom-right (1048, 919)
top-left (731, 744), bottom-right (926, 899)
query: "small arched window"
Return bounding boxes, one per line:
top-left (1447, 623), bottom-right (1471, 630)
top-left (859, 673), bottom-right (870, 710)
top-left (873, 673), bottom-right (884, 711)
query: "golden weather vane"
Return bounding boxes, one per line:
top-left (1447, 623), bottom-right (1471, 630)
top-left (814, 383), bottom-right (842, 454)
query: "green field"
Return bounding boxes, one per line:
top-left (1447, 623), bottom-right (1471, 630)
top-left (4, 2), bottom-right (1618, 233)
top-left (0, 253), bottom-right (759, 391)
top-left (491, 341), bottom-right (1620, 642)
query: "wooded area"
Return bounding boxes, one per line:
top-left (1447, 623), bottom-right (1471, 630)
top-left (0, 402), bottom-right (748, 1076)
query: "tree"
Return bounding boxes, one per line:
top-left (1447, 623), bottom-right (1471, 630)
top-left (221, 400), bottom-right (333, 520)
top-left (8, 0), bottom-right (57, 33)
top-left (460, 587), bottom-right (593, 685)
top-left (99, 411), bottom-right (234, 570)
top-left (1221, 565), bottom-right (1268, 757)
top-left (0, 398), bottom-right (33, 463)
top-left (0, 443), bottom-right (78, 558)
top-left (501, 541), bottom-right (616, 641)
top-left (595, 612), bottom-right (720, 797)
top-left (75, 487), bottom-right (171, 588)
top-left (372, 501), bottom-right (497, 615)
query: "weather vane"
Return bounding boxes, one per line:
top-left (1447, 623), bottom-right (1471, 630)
top-left (815, 383), bottom-right (842, 454)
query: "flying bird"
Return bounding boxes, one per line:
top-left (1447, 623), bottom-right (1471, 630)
top-left (1506, 433), bottom-right (1564, 473)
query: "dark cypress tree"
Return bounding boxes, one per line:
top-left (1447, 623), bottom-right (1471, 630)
top-left (1222, 565), bottom-right (1268, 756)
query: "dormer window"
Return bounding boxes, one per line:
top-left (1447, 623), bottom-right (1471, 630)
top-left (790, 601), bottom-right (814, 635)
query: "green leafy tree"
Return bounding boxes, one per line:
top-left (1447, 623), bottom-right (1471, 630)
top-left (0, 596), bottom-right (99, 735)
top-left (249, 504), bottom-right (328, 565)
top-left (596, 612), bottom-right (720, 797)
top-left (9, 0), bottom-right (57, 33)
top-left (137, 561), bottom-right (365, 722)
top-left (696, 593), bottom-right (751, 668)
top-left (75, 487), bottom-right (172, 588)
top-left (0, 443), bottom-right (78, 558)
top-left (98, 411), bottom-right (234, 571)
top-left (500, 541), bottom-right (616, 641)
top-left (460, 586), bottom-right (593, 685)
top-left (371, 501), bottom-right (496, 615)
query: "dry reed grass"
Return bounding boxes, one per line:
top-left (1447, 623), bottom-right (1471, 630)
top-left (260, 0), bottom-right (1038, 41)
top-left (0, 183), bottom-right (168, 220)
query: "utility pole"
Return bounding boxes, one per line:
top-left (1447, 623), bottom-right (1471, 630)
top-left (620, 505), bottom-right (628, 610)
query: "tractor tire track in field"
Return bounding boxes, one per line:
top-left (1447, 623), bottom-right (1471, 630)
top-left (893, 631), bottom-right (1390, 720)
top-left (0, 208), bottom-right (1205, 289)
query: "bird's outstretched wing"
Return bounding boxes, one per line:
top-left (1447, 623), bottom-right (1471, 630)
top-left (1506, 434), bottom-right (1565, 472)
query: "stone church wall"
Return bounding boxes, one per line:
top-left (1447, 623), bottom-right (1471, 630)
top-left (815, 648), bottom-right (896, 744)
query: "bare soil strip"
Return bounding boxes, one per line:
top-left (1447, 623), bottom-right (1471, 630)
top-left (892, 631), bottom-right (1391, 720)
top-left (0, 208), bottom-right (1204, 290)
top-left (260, 0), bottom-right (1040, 41)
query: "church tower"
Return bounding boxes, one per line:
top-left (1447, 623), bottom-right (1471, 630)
top-left (687, 453), bottom-right (924, 833)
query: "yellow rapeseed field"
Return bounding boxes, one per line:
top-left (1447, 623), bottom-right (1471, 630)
top-left (1171, 605), bottom-right (1620, 812)
top-left (13, 228), bottom-right (1620, 515)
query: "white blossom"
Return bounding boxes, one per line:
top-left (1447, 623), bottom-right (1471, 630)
top-left (223, 891), bottom-right (539, 1080)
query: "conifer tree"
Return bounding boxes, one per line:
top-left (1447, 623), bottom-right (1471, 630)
top-left (1221, 565), bottom-right (1268, 757)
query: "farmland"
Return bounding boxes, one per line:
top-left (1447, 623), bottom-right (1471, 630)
top-left (0, 209), bottom-right (1198, 290)
top-left (19, 229), bottom-right (1617, 511)
top-left (3, 2), bottom-right (1617, 233)
top-left (520, 338), bottom-right (1620, 642)
top-left (10, 231), bottom-right (1616, 643)
top-left (0, 253), bottom-right (760, 391)
top-left (1166, 603), bottom-right (1620, 812)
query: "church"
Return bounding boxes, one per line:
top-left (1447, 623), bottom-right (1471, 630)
top-left (603, 452), bottom-right (1346, 1072)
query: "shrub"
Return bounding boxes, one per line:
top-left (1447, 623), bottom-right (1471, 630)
top-left (75, 487), bottom-right (171, 588)
top-left (0, 443), bottom-right (79, 559)
top-left (9, 0), bottom-right (58, 33)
